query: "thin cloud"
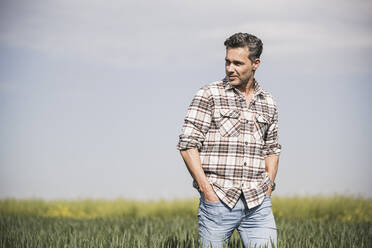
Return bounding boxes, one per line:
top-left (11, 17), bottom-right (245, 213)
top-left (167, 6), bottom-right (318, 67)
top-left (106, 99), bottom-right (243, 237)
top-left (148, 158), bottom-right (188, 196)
top-left (1, 0), bottom-right (371, 69)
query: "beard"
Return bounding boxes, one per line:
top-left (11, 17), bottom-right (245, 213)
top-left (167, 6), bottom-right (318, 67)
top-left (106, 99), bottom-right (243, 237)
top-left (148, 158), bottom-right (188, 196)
top-left (228, 76), bottom-right (249, 87)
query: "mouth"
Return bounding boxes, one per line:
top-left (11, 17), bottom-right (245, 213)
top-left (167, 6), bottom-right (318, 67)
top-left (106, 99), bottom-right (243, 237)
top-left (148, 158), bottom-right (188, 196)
top-left (228, 75), bottom-right (238, 80)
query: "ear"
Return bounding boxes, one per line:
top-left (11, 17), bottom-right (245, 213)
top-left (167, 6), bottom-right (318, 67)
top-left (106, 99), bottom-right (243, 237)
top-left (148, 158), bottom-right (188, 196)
top-left (253, 58), bottom-right (260, 71)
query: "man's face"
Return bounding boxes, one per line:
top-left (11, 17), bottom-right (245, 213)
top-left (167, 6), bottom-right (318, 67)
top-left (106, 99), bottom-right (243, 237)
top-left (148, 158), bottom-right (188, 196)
top-left (225, 46), bottom-right (260, 87)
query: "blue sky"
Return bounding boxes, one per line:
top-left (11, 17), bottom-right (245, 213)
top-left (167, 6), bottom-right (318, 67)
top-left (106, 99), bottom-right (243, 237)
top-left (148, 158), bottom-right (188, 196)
top-left (0, 0), bottom-right (371, 200)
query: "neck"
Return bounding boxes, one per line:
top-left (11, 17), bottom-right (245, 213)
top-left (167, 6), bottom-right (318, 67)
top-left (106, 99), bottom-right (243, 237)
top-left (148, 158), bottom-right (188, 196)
top-left (237, 77), bottom-right (255, 97)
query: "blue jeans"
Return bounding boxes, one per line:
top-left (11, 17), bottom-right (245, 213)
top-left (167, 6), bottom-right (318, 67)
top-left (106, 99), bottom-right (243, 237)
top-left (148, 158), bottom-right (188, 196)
top-left (198, 194), bottom-right (277, 248)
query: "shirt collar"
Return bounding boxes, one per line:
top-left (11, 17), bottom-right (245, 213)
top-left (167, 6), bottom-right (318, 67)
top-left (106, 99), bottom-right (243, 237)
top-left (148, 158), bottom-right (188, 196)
top-left (222, 77), bottom-right (264, 97)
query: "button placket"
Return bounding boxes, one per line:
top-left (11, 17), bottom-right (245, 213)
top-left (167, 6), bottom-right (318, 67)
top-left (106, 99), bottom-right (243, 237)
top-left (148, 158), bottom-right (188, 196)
top-left (240, 101), bottom-right (253, 191)
top-left (241, 159), bottom-right (249, 189)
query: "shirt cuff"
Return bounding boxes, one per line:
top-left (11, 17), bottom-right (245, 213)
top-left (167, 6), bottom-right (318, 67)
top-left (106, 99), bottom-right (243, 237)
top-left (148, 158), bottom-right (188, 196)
top-left (176, 135), bottom-right (203, 150)
top-left (263, 143), bottom-right (282, 157)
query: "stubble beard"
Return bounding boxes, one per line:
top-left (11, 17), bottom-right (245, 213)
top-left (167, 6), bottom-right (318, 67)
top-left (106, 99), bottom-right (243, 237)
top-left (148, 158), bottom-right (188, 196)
top-left (229, 77), bottom-right (249, 87)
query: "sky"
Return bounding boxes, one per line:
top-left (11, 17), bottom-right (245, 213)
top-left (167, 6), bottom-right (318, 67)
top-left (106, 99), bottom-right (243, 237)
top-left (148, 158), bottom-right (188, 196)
top-left (0, 0), bottom-right (371, 200)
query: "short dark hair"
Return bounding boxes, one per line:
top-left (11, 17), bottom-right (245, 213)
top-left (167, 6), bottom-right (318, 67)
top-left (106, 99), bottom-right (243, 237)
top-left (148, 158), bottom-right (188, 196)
top-left (224, 33), bottom-right (263, 62)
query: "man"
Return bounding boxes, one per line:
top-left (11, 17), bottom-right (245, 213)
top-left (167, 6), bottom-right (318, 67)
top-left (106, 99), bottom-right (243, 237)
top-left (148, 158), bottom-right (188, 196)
top-left (177, 33), bottom-right (282, 248)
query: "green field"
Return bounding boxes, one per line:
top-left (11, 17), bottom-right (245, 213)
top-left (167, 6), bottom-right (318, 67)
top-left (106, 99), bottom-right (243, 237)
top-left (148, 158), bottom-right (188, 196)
top-left (0, 196), bottom-right (371, 247)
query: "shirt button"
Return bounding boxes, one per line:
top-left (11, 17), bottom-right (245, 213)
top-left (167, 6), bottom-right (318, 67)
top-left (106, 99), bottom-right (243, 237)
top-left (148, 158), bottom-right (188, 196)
top-left (245, 141), bottom-right (248, 145)
top-left (244, 162), bottom-right (247, 166)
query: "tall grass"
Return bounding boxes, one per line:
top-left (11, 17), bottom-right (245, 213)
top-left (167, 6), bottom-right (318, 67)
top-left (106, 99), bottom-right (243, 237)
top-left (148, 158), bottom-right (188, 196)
top-left (0, 195), bottom-right (371, 247)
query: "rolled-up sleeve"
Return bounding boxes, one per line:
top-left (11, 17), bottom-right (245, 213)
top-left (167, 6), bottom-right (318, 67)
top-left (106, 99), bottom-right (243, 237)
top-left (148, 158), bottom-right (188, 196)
top-left (177, 87), bottom-right (212, 151)
top-left (262, 106), bottom-right (282, 157)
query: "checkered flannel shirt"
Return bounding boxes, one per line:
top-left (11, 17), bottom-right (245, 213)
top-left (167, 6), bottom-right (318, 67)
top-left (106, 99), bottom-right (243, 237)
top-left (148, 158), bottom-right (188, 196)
top-left (177, 78), bottom-right (282, 209)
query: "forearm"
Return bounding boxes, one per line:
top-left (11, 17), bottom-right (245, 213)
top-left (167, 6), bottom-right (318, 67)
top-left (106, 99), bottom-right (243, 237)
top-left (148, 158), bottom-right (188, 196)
top-left (265, 154), bottom-right (279, 180)
top-left (264, 154), bottom-right (279, 194)
top-left (179, 148), bottom-right (212, 193)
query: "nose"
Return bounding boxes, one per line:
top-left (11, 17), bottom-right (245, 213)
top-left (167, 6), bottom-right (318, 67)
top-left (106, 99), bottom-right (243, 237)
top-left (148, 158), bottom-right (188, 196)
top-left (226, 64), bottom-right (234, 74)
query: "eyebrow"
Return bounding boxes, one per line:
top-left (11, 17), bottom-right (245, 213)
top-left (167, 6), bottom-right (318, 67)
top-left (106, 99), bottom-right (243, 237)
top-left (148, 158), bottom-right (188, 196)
top-left (225, 58), bottom-right (244, 64)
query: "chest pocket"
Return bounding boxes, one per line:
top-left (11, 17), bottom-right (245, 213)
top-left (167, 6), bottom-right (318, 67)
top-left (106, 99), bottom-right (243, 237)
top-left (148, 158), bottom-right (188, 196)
top-left (253, 114), bottom-right (270, 143)
top-left (218, 109), bottom-right (241, 137)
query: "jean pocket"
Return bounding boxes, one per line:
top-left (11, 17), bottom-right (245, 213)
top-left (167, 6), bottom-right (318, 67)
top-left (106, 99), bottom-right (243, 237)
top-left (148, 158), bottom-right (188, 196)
top-left (264, 196), bottom-right (272, 204)
top-left (200, 193), bottom-right (222, 206)
top-left (256, 201), bottom-right (273, 218)
top-left (203, 198), bottom-right (222, 206)
top-left (199, 198), bottom-right (222, 221)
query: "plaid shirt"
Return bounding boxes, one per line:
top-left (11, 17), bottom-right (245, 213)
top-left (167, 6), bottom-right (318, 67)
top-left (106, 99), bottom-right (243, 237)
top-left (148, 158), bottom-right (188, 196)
top-left (177, 78), bottom-right (281, 209)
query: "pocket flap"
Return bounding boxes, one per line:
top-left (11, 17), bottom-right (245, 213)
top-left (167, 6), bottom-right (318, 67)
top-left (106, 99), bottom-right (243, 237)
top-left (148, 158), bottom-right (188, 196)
top-left (220, 109), bottom-right (240, 118)
top-left (255, 114), bottom-right (270, 123)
